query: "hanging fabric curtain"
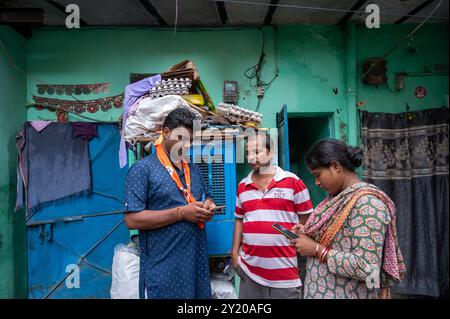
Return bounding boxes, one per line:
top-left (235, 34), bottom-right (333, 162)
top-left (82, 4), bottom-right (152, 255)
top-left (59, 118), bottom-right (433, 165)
top-left (361, 107), bottom-right (449, 298)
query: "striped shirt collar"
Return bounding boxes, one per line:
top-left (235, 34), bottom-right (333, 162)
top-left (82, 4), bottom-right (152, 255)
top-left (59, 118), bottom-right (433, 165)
top-left (244, 166), bottom-right (290, 186)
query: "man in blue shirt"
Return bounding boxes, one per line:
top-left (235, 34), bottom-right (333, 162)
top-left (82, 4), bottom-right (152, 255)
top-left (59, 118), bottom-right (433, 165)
top-left (124, 108), bottom-right (217, 299)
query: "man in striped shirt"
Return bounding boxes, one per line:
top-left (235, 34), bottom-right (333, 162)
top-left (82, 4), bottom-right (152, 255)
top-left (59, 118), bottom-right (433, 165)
top-left (231, 132), bottom-right (313, 299)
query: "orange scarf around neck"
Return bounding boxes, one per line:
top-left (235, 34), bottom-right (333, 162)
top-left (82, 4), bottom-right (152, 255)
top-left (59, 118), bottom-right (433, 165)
top-left (154, 134), bottom-right (204, 229)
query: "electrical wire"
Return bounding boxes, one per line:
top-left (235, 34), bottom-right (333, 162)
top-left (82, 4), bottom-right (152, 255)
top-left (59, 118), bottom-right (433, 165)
top-left (363, 0), bottom-right (444, 78)
top-left (264, 26), bottom-right (279, 91)
top-left (210, 0), bottom-right (448, 20)
top-left (243, 28), bottom-right (265, 87)
top-left (29, 25), bottom-right (261, 33)
top-left (174, 0), bottom-right (179, 33)
top-left (243, 27), bottom-right (279, 111)
top-left (383, 0), bottom-right (444, 59)
top-left (0, 38), bottom-right (86, 104)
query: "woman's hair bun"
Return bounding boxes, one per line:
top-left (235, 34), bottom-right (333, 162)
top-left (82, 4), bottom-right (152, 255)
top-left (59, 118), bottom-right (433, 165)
top-left (347, 146), bottom-right (363, 169)
top-left (305, 139), bottom-right (364, 172)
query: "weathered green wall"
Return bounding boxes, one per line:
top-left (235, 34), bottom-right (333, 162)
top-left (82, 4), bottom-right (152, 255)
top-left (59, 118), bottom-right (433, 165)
top-left (24, 25), bottom-right (350, 186)
top-left (0, 26), bottom-right (27, 298)
top-left (26, 24), bottom-right (447, 143)
top-left (356, 24), bottom-right (449, 114)
top-left (25, 25), bottom-right (349, 141)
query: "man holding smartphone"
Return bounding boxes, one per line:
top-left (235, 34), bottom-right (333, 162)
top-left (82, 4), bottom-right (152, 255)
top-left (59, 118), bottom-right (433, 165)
top-left (124, 108), bottom-right (217, 299)
top-left (231, 132), bottom-right (313, 299)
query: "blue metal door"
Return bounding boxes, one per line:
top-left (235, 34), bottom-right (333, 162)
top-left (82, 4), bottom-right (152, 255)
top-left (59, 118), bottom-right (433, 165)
top-left (277, 104), bottom-right (290, 171)
top-left (191, 141), bottom-right (237, 256)
top-left (27, 124), bottom-right (129, 299)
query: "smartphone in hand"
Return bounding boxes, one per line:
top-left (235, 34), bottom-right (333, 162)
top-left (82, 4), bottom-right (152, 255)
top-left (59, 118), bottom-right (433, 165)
top-left (272, 222), bottom-right (299, 239)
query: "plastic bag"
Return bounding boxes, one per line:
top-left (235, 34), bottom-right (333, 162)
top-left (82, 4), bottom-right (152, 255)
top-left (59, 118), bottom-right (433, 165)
top-left (110, 243), bottom-right (140, 299)
top-left (211, 278), bottom-right (238, 299)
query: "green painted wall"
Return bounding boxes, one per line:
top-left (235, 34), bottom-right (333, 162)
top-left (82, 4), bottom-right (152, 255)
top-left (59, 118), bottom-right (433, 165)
top-left (25, 26), bottom-right (349, 137)
top-left (25, 25), bottom-right (350, 187)
top-left (356, 24), bottom-right (449, 114)
top-left (26, 24), bottom-right (448, 166)
top-left (0, 26), bottom-right (28, 298)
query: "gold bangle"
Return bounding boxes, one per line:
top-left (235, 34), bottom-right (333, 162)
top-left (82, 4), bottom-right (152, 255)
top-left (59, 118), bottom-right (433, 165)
top-left (177, 207), bottom-right (183, 221)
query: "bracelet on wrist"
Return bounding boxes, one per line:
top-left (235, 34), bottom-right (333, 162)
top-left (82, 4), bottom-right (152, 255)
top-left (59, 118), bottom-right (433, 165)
top-left (319, 247), bottom-right (330, 263)
top-left (318, 247), bottom-right (326, 262)
top-left (177, 206), bottom-right (184, 221)
top-left (324, 249), bottom-right (331, 262)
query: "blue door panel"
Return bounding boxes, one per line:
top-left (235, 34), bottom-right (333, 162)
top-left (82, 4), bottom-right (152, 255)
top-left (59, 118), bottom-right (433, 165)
top-left (27, 124), bottom-right (129, 299)
top-left (191, 141), bottom-right (236, 255)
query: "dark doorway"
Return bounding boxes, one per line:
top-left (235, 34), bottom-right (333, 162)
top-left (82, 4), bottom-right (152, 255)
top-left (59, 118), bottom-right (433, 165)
top-left (288, 115), bottom-right (332, 207)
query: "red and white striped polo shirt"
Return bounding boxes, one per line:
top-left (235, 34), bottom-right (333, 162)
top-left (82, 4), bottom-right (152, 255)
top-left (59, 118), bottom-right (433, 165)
top-left (235, 166), bottom-right (314, 288)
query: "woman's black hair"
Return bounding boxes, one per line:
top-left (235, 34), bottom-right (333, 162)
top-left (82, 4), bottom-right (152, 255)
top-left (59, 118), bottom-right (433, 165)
top-left (305, 139), bottom-right (363, 171)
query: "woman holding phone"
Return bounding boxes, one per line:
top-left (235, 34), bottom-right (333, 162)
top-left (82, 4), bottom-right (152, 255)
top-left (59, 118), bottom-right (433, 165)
top-left (291, 139), bottom-right (406, 299)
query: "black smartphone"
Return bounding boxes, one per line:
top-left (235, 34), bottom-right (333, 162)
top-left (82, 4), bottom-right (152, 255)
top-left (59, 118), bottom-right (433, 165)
top-left (272, 222), bottom-right (299, 239)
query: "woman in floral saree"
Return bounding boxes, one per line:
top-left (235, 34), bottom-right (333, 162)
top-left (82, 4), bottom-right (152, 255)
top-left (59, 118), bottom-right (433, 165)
top-left (292, 139), bottom-right (406, 299)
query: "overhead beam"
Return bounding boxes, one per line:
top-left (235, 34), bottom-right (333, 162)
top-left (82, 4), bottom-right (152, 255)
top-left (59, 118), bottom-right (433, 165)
top-left (0, 7), bottom-right (43, 38)
top-left (395, 0), bottom-right (437, 24)
top-left (45, 0), bottom-right (88, 26)
top-left (138, 0), bottom-right (167, 26)
top-left (13, 26), bottom-right (33, 38)
top-left (338, 0), bottom-right (368, 25)
top-left (264, 0), bottom-right (279, 25)
top-left (215, 1), bottom-right (228, 25)
top-left (0, 7), bottom-right (44, 25)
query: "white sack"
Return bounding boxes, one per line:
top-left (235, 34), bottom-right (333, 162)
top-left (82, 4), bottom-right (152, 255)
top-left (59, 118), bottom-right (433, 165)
top-left (110, 244), bottom-right (140, 299)
top-left (124, 95), bottom-right (201, 142)
top-left (211, 279), bottom-right (238, 299)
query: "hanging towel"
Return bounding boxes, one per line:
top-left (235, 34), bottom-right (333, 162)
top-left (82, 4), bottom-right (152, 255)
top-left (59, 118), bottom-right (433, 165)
top-left (16, 122), bottom-right (91, 216)
top-left (72, 122), bottom-right (98, 140)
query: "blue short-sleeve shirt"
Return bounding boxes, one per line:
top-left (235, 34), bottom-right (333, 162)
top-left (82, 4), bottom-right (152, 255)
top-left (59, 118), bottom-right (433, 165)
top-left (124, 153), bottom-right (212, 299)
